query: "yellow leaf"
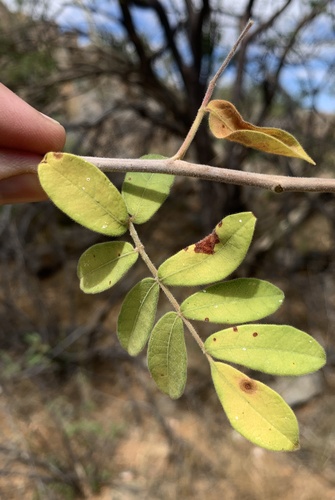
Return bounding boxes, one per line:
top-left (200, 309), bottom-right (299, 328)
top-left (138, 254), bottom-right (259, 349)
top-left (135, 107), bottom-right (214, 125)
top-left (206, 100), bottom-right (315, 165)
top-left (210, 360), bottom-right (300, 451)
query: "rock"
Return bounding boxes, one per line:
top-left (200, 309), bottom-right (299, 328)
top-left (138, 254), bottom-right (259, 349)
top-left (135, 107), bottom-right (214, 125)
top-left (270, 372), bottom-right (323, 407)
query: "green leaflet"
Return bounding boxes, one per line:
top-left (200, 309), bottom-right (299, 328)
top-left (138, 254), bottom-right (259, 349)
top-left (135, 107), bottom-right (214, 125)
top-left (205, 324), bottom-right (326, 376)
top-left (210, 360), bottom-right (299, 451)
top-left (77, 241), bottom-right (138, 294)
top-left (181, 278), bottom-right (284, 323)
top-left (38, 152), bottom-right (129, 236)
top-left (122, 154), bottom-right (174, 224)
top-left (158, 212), bottom-right (256, 286)
top-left (117, 278), bottom-right (160, 356)
top-left (147, 312), bottom-right (187, 399)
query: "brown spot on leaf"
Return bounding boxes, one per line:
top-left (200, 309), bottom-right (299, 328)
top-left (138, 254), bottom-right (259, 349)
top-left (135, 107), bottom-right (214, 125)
top-left (184, 246), bottom-right (189, 252)
top-left (218, 221), bottom-right (223, 227)
top-left (53, 152), bottom-right (64, 159)
top-left (205, 317), bottom-right (209, 322)
top-left (252, 332), bottom-right (258, 337)
top-left (239, 378), bottom-right (257, 394)
top-left (194, 231), bottom-right (220, 255)
top-left (213, 337), bottom-right (217, 342)
top-left (233, 326), bottom-right (238, 332)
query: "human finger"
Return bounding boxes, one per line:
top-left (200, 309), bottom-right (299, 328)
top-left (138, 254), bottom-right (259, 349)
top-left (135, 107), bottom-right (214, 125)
top-left (0, 83), bottom-right (66, 154)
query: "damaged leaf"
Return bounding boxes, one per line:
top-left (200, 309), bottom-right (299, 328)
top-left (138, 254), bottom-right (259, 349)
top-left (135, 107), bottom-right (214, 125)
top-left (210, 360), bottom-right (299, 451)
top-left (206, 100), bottom-right (315, 164)
top-left (158, 212), bottom-right (256, 286)
top-left (205, 324), bottom-right (326, 376)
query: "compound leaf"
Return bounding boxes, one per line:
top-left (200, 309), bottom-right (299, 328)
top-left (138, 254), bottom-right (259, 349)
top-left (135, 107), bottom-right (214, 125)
top-left (77, 241), bottom-right (138, 294)
top-left (210, 360), bottom-right (299, 451)
top-left (122, 154), bottom-right (174, 224)
top-left (158, 212), bottom-right (256, 286)
top-left (181, 278), bottom-right (284, 323)
top-left (117, 278), bottom-right (160, 356)
top-left (147, 312), bottom-right (187, 399)
top-left (205, 324), bottom-right (326, 376)
top-left (38, 152), bottom-right (129, 236)
top-left (207, 100), bottom-right (315, 165)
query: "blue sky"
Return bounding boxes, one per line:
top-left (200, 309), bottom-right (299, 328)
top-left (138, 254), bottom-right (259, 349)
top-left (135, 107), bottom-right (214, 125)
top-left (3, 0), bottom-right (335, 113)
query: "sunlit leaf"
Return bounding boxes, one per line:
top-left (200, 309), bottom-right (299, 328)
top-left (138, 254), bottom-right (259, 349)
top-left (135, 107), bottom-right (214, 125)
top-left (122, 154), bottom-right (174, 224)
top-left (158, 212), bottom-right (256, 286)
top-left (181, 278), bottom-right (284, 323)
top-left (210, 360), bottom-right (299, 451)
top-left (77, 241), bottom-right (138, 294)
top-left (117, 278), bottom-right (160, 356)
top-left (205, 324), bottom-right (326, 375)
top-left (206, 100), bottom-right (315, 165)
top-left (38, 152), bottom-right (129, 235)
top-left (147, 312), bottom-right (187, 399)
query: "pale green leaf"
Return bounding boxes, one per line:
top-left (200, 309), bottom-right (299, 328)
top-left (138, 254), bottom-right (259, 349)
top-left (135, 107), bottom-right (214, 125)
top-left (210, 360), bottom-right (299, 451)
top-left (117, 278), bottom-right (160, 356)
top-left (77, 241), bottom-right (138, 294)
top-left (205, 324), bottom-right (326, 375)
top-left (158, 212), bottom-right (256, 286)
top-left (38, 152), bottom-right (129, 236)
top-left (147, 312), bottom-right (187, 399)
top-left (122, 154), bottom-right (174, 224)
top-left (181, 278), bottom-right (284, 323)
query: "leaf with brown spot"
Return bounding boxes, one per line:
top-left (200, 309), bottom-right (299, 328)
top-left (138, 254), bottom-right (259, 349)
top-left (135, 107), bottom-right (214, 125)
top-left (210, 360), bottom-right (299, 451)
top-left (205, 324), bottom-right (326, 375)
top-left (38, 153), bottom-right (129, 236)
top-left (158, 212), bottom-right (256, 286)
top-left (206, 100), bottom-right (315, 164)
top-left (77, 241), bottom-right (138, 294)
top-left (180, 278), bottom-right (284, 324)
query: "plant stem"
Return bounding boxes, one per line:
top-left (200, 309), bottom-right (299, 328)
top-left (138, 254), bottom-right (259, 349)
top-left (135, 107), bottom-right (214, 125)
top-left (129, 220), bottom-right (207, 354)
top-left (83, 156), bottom-right (335, 193)
top-left (170, 19), bottom-right (254, 161)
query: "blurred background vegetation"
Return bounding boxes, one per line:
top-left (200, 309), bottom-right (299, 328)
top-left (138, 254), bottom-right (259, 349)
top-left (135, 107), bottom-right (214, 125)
top-left (0, 0), bottom-right (335, 498)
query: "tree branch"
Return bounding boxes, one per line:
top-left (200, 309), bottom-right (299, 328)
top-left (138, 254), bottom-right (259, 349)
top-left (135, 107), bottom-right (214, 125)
top-left (82, 155), bottom-right (335, 194)
top-left (132, 0), bottom-right (189, 90)
top-left (4, 151), bottom-right (334, 194)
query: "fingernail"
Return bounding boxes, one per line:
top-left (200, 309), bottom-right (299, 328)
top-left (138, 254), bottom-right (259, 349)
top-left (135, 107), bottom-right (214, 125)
top-left (39, 112), bottom-right (62, 126)
top-left (0, 174), bottom-right (47, 204)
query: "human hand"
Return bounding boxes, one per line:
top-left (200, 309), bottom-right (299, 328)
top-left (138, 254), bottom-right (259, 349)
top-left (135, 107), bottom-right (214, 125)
top-left (0, 83), bottom-right (66, 204)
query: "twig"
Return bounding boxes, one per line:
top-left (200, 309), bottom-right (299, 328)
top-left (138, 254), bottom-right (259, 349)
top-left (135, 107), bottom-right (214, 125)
top-left (83, 156), bottom-right (335, 193)
top-left (129, 221), bottom-right (207, 355)
top-left (171, 19), bottom-right (254, 160)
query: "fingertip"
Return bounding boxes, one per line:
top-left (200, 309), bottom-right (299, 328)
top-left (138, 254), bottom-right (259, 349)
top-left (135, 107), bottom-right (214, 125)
top-left (0, 173), bottom-right (48, 204)
top-left (39, 112), bottom-right (66, 151)
top-left (0, 84), bottom-right (66, 154)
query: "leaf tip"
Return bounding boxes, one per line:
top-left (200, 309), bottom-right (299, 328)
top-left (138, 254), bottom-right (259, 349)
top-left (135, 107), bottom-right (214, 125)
top-left (293, 439), bottom-right (300, 451)
top-left (306, 156), bottom-right (316, 166)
